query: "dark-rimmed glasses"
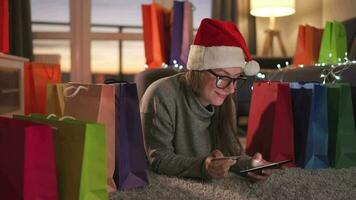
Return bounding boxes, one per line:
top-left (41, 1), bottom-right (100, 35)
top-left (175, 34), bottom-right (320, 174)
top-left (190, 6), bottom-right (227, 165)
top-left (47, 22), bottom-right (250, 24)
top-left (207, 69), bottom-right (247, 90)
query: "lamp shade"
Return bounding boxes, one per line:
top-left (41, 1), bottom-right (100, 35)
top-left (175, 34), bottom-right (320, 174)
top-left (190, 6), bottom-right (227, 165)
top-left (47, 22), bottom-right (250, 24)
top-left (250, 0), bottom-right (295, 17)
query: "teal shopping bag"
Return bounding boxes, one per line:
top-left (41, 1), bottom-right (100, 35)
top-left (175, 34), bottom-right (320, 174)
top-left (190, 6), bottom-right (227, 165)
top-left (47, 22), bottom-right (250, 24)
top-left (318, 21), bottom-right (347, 64)
top-left (327, 83), bottom-right (356, 168)
top-left (14, 114), bottom-right (108, 200)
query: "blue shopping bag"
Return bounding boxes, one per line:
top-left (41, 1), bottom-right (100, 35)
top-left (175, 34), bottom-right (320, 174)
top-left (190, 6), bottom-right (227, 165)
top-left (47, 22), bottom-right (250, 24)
top-left (304, 84), bottom-right (330, 168)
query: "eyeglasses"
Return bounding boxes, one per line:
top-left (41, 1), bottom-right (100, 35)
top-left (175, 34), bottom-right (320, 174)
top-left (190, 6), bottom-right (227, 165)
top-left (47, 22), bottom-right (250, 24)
top-left (207, 69), bottom-right (247, 90)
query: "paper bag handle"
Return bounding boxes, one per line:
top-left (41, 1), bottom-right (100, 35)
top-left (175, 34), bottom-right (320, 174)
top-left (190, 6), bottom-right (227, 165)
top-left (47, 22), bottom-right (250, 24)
top-left (46, 114), bottom-right (57, 119)
top-left (63, 85), bottom-right (88, 98)
top-left (59, 116), bottom-right (76, 121)
top-left (44, 114), bottom-right (76, 121)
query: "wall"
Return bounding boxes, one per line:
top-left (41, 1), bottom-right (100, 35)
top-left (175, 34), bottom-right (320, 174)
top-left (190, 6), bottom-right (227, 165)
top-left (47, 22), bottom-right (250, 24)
top-left (255, 0), bottom-right (356, 57)
top-left (322, 0), bottom-right (356, 24)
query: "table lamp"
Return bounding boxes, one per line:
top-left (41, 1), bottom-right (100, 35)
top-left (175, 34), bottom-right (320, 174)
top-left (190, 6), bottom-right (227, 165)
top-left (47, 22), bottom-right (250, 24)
top-left (250, 0), bottom-right (295, 56)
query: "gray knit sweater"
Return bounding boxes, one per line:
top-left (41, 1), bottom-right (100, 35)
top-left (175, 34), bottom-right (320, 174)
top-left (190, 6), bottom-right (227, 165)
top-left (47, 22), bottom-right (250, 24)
top-left (140, 73), bottom-right (251, 180)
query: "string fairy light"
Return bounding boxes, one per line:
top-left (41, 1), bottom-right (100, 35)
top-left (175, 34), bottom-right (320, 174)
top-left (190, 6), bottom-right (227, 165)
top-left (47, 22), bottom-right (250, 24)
top-left (268, 52), bottom-right (355, 85)
top-left (320, 52), bottom-right (355, 84)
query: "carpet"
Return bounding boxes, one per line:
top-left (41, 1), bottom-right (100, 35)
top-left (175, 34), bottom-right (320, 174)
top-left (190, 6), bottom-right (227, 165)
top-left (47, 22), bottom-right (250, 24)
top-left (110, 168), bottom-right (356, 200)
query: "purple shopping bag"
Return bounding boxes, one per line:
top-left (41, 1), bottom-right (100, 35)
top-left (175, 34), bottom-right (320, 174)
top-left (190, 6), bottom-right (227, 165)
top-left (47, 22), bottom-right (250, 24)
top-left (289, 82), bottom-right (313, 167)
top-left (114, 82), bottom-right (148, 190)
top-left (170, 1), bottom-right (184, 66)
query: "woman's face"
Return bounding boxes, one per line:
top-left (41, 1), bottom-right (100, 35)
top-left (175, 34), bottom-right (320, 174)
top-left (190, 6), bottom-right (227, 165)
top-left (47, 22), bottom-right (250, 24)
top-left (198, 67), bottom-right (242, 106)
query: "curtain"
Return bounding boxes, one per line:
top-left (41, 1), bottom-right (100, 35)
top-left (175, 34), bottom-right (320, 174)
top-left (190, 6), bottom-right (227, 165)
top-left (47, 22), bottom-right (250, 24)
top-left (0, 0), bottom-right (9, 53)
top-left (8, 0), bottom-right (33, 60)
top-left (247, 11), bottom-right (256, 55)
top-left (212, 0), bottom-right (256, 55)
top-left (212, 0), bottom-right (237, 23)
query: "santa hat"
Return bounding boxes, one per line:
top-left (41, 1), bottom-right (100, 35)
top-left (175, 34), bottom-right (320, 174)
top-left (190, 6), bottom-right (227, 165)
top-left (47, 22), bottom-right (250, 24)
top-left (187, 18), bottom-right (260, 76)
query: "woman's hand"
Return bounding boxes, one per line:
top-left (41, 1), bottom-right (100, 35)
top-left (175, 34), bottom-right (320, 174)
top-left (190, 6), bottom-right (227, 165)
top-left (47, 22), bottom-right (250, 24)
top-left (245, 152), bottom-right (273, 182)
top-left (204, 149), bottom-right (236, 179)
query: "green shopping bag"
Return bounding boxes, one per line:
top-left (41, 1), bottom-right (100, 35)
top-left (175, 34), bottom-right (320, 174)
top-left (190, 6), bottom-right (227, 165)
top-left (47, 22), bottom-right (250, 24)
top-left (318, 21), bottom-right (347, 64)
top-left (14, 114), bottom-right (108, 200)
top-left (327, 83), bottom-right (356, 168)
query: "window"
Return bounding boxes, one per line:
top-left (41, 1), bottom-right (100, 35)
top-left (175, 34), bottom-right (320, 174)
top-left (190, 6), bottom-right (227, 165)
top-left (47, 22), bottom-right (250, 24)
top-left (31, 0), bottom-right (212, 82)
top-left (33, 40), bottom-right (71, 73)
top-left (31, 0), bottom-right (71, 80)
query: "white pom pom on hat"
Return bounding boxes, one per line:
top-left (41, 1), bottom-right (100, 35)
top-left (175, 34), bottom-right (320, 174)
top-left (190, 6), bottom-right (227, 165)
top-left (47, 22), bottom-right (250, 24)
top-left (244, 60), bottom-right (260, 76)
top-left (187, 18), bottom-right (260, 76)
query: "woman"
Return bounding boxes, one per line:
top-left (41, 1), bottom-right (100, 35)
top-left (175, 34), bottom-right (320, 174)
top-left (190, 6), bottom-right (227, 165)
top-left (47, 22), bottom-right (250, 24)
top-left (140, 18), bottom-right (269, 181)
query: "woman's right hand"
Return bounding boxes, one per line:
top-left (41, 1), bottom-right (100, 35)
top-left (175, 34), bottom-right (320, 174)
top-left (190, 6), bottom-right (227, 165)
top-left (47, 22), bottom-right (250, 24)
top-left (245, 152), bottom-right (273, 182)
top-left (205, 149), bottom-right (236, 179)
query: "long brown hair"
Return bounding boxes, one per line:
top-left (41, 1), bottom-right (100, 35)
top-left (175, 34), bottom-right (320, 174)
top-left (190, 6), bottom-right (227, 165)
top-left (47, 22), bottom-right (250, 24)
top-left (183, 70), bottom-right (243, 156)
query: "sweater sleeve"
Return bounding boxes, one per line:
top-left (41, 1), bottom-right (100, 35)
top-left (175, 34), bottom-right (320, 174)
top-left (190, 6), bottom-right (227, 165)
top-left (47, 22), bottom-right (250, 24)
top-left (141, 87), bottom-right (210, 180)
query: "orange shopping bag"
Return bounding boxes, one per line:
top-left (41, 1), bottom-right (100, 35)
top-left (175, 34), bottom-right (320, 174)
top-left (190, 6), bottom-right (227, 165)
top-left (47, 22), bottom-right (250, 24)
top-left (293, 25), bottom-right (323, 66)
top-left (24, 62), bottom-right (61, 115)
top-left (142, 3), bottom-right (171, 68)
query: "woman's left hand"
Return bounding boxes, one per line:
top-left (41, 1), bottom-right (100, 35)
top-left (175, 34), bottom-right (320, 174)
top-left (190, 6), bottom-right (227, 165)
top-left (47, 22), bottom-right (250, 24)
top-left (245, 153), bottom-right (273, 182)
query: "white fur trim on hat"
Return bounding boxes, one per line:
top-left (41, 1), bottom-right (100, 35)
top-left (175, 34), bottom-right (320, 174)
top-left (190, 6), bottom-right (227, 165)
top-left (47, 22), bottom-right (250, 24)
top-left (187, 45), bottom-right (260, 75)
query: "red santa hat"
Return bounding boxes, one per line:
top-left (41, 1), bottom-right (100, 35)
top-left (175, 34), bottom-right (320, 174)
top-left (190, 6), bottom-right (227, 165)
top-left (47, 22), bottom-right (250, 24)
top-left (187, 18), bottom-right (260, 76)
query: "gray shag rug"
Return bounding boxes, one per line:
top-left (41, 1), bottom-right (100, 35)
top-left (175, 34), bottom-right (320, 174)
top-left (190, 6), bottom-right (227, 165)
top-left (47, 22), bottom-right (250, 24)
top-left (110, 168), bottom-right (356, 200)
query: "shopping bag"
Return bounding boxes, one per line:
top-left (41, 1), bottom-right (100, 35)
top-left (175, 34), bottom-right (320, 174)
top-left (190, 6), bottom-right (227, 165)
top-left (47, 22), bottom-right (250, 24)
top-left (113, 82), bottom-right (149, 190)
top-left (180, 1), bottom-right (193, 66)
top-left (246, 82), bottom-right (295, 165)
top-left (0, 0), bottom-right (9, 53)
top-left (289, 82), bottom-right (313, 167)
top-left (352, 85), bottom-right (356, 130)
top-left (14, 114), bottom-right (108, 200)
top-left (63, 83), bottom-right (116, 192)
top-left (0, 117), bottom-right (58, 200)
top-left (327, 83), bottom-right (356, 168)
top-left (46, 83), bottom-right (65, 117)
top-left (318, 21), bottom-right (347, 64)
top-left (24, 62), bottom-right (61, 115)
top-left (349, 37), bottom-right (356, 60)
top-left (304, 84), bottom-right (330, 168)
top-left (142, 3), bottom-right (171, 68)
top-left (293, 25), bottom-right (323, 66)
top-left (170, 1), bottom-right (184, 66)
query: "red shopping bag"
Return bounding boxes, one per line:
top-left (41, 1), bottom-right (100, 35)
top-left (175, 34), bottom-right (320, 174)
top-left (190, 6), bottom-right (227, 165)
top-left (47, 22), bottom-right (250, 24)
top-left (142, 3), bottom-right (171, 68)
top-left (293, 25), bottom-right (323, 66)
top-left (246, 82), bottom-right (295, 165)
top-left (0, 117), bottom-right (58, 200)
top-left (0, 0), bottom-right (9, 53)
top-left (24, 62), bottom-right (61, 115)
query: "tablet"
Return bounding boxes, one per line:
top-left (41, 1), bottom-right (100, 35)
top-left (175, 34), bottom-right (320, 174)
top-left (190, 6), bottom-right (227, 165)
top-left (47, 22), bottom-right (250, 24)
top-left (239, 159), bottom-right (292, 174)
top-left (212, 156), bottom-right (242, 161)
